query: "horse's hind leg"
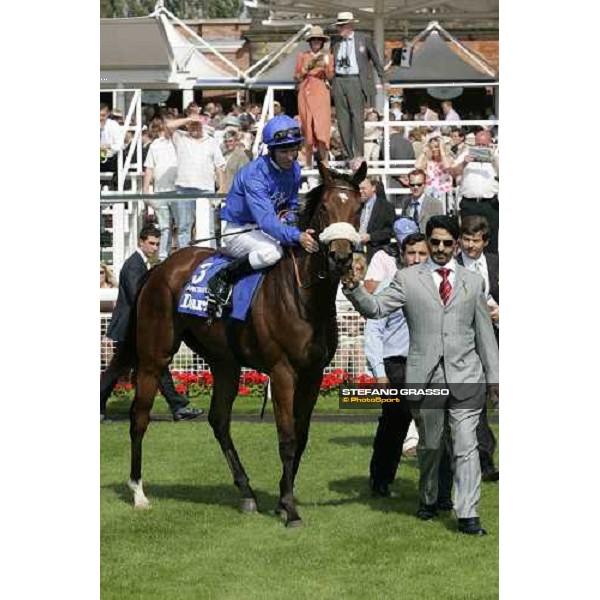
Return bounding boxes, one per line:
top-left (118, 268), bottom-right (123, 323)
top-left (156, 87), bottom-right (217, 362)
top-left (128, 366), bottom-right (160, 509)
top-left (208, 362), bottom-right (258, 513)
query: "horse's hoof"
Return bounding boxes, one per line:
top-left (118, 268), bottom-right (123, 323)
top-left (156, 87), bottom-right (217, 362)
top-left (240, 498), bottom-right (258, 513)
top-left (133, 498), bottom-right (151, 510)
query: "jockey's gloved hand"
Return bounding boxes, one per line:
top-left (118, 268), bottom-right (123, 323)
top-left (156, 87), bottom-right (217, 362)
top-left (300, 229), bottom-right (319, 253)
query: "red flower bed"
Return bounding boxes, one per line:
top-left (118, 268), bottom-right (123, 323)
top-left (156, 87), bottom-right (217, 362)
top-left (113, 370), bottom-right (377, 398)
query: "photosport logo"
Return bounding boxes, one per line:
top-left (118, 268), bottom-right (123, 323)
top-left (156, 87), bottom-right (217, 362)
top-left (337, 383), bottom-right (491, 409)
top-left (338, 385), bottom-right (450, 409)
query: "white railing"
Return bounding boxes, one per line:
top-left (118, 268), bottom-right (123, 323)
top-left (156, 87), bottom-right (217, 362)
top-left (100, 194), bottom-right (221, 281)
top-left (100, 307), bottom-right (368, 377)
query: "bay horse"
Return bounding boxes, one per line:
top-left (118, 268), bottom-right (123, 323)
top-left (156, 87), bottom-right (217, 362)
top-left (123, 160), bottom-right (367, 526)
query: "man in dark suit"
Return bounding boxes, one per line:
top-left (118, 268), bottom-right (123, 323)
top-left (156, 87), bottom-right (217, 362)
top-left (457, 215), bottom-right (499, 482)
top-left (100, 225), bottom-right (201, 422)
top-left (330, 11), bottom-right (388, 160)
top-left (357, 176), bottom-right (396, 263)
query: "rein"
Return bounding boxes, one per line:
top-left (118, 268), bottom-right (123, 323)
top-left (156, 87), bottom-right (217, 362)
top-left (289, 247), bottom-right (328, 289)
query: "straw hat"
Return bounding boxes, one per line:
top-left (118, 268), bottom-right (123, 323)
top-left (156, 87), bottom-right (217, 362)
top-left (306, 25), bottom-right (329, 42)
top-left (334, 11), bottom-right (359, 26)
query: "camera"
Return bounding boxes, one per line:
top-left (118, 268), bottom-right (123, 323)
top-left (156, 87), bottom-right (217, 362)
top-left (337, 56), bottom-right (351, 69)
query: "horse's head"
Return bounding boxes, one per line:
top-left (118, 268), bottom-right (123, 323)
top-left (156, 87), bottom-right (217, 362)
top-left (300, 160), bottom-right (367, 276)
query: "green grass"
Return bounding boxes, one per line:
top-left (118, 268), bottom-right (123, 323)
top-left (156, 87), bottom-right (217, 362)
top-left (104, 391), bottom-right (377, 418)
top-left (101, 420), bottom-right (499, 600)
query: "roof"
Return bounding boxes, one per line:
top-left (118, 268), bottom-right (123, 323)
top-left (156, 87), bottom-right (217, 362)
top-left (248, 44), bottom-right (307, 87)
top-left (386, 30), bottom-right (496, 84)
top-left (100, 14), bottom-right (243, 89)
top-left (101, 18), bottom-right (172, 70)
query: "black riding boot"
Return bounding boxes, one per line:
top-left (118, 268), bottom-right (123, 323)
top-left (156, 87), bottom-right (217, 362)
top-left (206, 255), bottom-right (254, 321)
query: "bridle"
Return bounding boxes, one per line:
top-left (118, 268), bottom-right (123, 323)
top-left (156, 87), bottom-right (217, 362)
top-left (291, 180), bottom-right (360, 289)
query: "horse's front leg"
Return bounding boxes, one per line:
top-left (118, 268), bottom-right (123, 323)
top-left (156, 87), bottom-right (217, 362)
top-left (292, 368), bottom-right (323, 480)
top-left (270, 363), bottom-right (302, 526)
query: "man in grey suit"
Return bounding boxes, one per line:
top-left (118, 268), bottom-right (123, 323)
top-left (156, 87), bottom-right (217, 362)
top-left (402, 169), bottom-right (445, 233)
top-left (342, 215), bottom-right (499, 536)
top-left (330, 11), bottom-right (388, 160)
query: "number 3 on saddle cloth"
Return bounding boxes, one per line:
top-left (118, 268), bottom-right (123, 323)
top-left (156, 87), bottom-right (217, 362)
top-left (177, 254), bottom-right (265, 321)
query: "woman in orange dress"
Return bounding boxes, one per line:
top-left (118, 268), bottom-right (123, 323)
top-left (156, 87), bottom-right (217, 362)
top-left (294, 26), bottom-right (334, 167)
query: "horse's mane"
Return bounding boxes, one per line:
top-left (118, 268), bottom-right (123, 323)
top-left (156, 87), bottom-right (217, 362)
top-left (298, 171), bottom-right (359, 230)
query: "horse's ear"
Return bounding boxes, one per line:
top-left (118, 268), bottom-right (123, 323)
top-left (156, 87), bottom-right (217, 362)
top-left (351, 161), bottom-right (368, 187)
top-left (318, 159), bottom-right (333, 186)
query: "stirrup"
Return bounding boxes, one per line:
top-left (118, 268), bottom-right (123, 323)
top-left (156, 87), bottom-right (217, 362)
top-left (206, 286), bottom-right (232, 324)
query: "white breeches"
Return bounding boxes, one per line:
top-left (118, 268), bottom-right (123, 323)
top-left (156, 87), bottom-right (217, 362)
top-left (221, 222), bottom-right (284, 269)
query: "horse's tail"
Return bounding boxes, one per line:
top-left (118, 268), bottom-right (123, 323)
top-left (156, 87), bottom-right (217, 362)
top-left (116, 268), bottom-right (155, 369)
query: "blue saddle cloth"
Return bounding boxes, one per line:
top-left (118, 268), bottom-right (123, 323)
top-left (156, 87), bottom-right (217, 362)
top-left (177, 254), bottom-right (264, 321)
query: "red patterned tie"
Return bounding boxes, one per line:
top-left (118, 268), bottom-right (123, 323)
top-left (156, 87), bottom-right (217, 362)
top-left (436, 268), bottom-right (452, 305)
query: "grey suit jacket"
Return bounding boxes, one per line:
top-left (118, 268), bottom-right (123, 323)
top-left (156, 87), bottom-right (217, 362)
top-left (331, 31), bottom-right (386, 104)
top-left (389, 133), bottom-right (415, 161)
top-left (344, 262), bottom-right (499, 399)
top-left (401, 194), bottom-right (445, 234)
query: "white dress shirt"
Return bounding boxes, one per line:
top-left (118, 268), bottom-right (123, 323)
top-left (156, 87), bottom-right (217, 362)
top-left (455, 148), bottom-right (499, 198)
top-left (444, 108), bottom-right (460, 121)
top-left (100, 118), bottom-right (124, 156)
top-left (136, 248), bottom-right (151, 270)
top-left (336, 33), bottom-right (360, 75)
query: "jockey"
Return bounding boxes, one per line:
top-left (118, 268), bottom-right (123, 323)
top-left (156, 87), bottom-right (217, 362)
top-left (206, 115), bottom-right (320, 318)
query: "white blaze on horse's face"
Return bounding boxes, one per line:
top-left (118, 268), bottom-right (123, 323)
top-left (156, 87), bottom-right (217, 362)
top-left (339, 192), bottom-right (348, 204)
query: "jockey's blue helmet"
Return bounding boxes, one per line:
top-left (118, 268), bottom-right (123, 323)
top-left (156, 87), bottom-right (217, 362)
top-left (262, 115), bottom-right (304, 149)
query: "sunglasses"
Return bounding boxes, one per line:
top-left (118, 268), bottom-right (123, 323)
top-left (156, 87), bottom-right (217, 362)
top-left (272, 127), bottom-right (301, 142)
top-left (429, 238), bottom-right (455, 248)
top-left (409, 182), bottom-right (424, 188)
top-left (100, 271), bottom-right (106, 275)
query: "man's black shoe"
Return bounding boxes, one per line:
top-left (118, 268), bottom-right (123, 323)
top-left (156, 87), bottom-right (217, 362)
top-left (417, 504), bottom-right (438, 520)
top-left (437, 498), bottom-right (454, 511)
top-left (458, 517), bottom-right (488, 536)
top-left (173, 407), bottom-right (203, 421)
top-left (370, 479), bottom-right (390, 498)
top-left (482, 468), bottom-right (499, 482)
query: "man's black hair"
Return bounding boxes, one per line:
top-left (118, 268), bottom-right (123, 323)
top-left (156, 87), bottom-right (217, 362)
top-left (139, 224), bottom-right (161, 240)
top-left (425, 215), bottom-right (460, 240)
top-left (401, 232), bottom-right (427, 253)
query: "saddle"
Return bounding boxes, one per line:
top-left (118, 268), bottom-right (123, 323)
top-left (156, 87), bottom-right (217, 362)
top-left (177, 254), bottom-right (265, 322)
